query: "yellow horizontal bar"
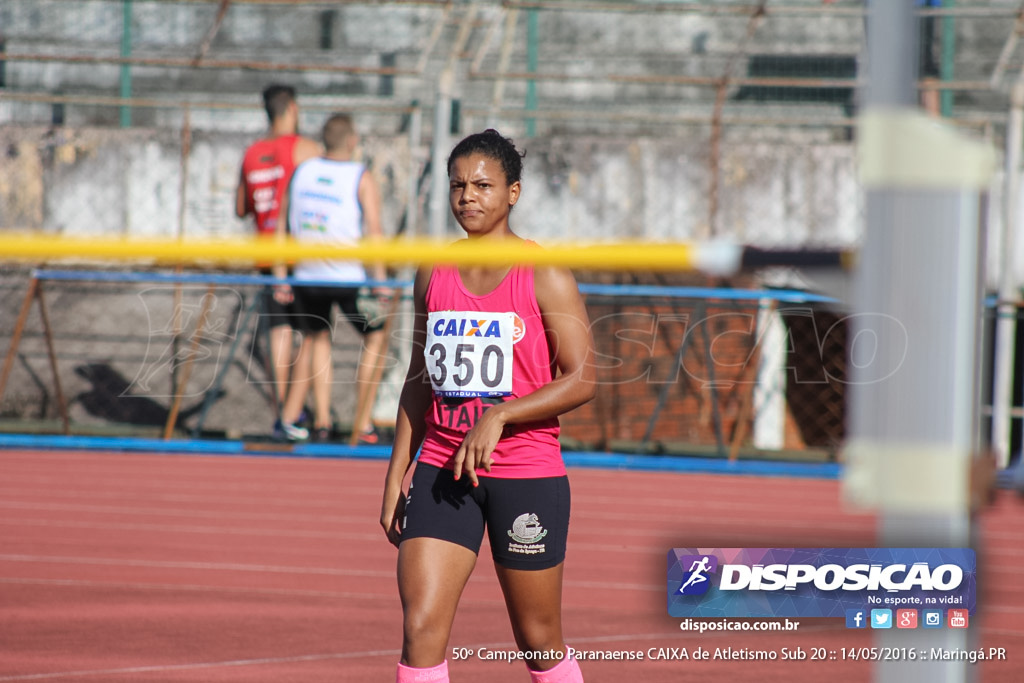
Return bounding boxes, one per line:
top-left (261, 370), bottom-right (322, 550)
top-left (0, 234), bottom-right (705, 272)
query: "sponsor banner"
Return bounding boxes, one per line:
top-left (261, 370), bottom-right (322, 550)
top-left (667, 548), bottom-right (976, 619)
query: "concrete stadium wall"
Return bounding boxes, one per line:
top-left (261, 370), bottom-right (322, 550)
top-left (0, 125), bottom-right (862, 247)
top-left (3, 122), bottom-right (1014, 286)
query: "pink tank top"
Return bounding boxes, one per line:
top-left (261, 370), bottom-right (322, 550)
top-left (418, 263), bottom-right (564, 479)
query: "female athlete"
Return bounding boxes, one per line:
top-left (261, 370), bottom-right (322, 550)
top-left (380, 129), bottom-right (596, 683)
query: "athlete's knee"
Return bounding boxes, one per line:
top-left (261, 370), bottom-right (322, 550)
top-left (402, 607), bottom-right (450, 648)
top-left (511, 615), bottom-right (563, 655)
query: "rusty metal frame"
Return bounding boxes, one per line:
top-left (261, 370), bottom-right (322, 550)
top-left (192, 0), bottom-right (233, 66)
top-left (708, 0), bottom-right (767, 239)
top-left (0, 277), bottom-right (71, 435)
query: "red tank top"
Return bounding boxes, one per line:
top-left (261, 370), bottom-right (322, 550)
top-left (240, 134), bottom-right (300, 235)
top-left (418, 263), bottom-right (564, 478)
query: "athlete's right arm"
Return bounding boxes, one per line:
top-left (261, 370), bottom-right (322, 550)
top-left (380, 266), bottom-right (433, 547)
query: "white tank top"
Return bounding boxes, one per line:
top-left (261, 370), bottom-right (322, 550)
top-left (288, 157), bottom-right (367, 283)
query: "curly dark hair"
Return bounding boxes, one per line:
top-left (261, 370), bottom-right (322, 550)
top-left (446, 129), bottom-right (525, 185)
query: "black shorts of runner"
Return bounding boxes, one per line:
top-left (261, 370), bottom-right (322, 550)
top-left (290, 285), bottom-right (384, 336)
top-left (260, 288), bottom-right (294, 329)
top-left (258, 268), bottom-right (294, 329)
top-left (401, 462), bottom-right (570, 571)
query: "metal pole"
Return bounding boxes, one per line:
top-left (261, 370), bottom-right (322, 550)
top-left (868, 2), bottom-right (918, 109)
top-left (35, 284), bottom-right (70, 435)
top-left (429, 4), bottom-right (477, 239)
top-left (848, 2), bottom-right (994, 682)
top-left (172, 106), bottom-right (193, 394)
top-left (753, 299), bottom-right (786, 451)
top-left (941, 0), bottom-right (956, 117)
top-left (0, 278), bottom-right (39, 405)
top-left (406, 103), bottom-right (423, 239)
top-left (487, 8), bottom-right (520, 128)
top-left (120, 0), bottom-right (133, 128)
top-left (525, 9), bottom-right (539, 137)
top-left (992, 78), bottom-right (1024, 468)
top-left (429, 72), bottom-right (452, 239)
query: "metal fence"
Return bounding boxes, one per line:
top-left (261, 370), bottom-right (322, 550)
top-left (0, 266), bottom-right (848, 461)
top-left (1, 0), bottom-right (1021, 460)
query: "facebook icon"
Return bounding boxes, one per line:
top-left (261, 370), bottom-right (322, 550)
top-left (846, 609), bottom-right (867, 629)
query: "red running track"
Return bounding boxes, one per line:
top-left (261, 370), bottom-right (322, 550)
top-left (0, 449), bottom-right (1021, 682)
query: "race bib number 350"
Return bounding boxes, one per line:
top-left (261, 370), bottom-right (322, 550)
top-left (426, 311), bottom-right (515, 397)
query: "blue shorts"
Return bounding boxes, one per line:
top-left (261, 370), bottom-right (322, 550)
top-left (401, 463), bottom-right (570, 571)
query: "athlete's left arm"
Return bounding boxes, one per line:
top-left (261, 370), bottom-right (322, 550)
top-left (270, 176), bottom-right (294, 303)
top-left (452, 265), bottom-right (596, 484)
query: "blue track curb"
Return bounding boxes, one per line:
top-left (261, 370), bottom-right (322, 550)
top-left (0, 433), bottom-right (391, 459)
top-left (0, 433), bottom-right (840, 479)
top-left (563, 451), bottom-right (841, 479)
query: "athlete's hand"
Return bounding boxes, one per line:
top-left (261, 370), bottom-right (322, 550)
top-left (273, 284), bottom-right (293, 305)
top-left (380, 491), bottom-right (406, 548)
top-left (452, 406), bottom-right (506, 487)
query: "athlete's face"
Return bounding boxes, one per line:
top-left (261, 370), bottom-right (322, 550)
top-left (448, 153), bottom-right (520, 237)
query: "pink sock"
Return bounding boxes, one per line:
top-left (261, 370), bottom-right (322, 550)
top-left (396, 660), bottom-right (449, 683)
top-left (529, 651), bottom-right (583, 683)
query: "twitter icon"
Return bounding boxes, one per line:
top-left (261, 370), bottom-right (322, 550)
top-left (871, 609), bottom-right (893, 629)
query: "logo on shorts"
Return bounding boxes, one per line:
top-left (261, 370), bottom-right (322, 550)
top-left (508, 513), bottom-right (548, 555)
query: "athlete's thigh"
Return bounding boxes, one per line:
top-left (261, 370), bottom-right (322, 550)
top-left (397, 537), bottom-right (478, 617)
top-left (398, 464), bottom-right (485, 623)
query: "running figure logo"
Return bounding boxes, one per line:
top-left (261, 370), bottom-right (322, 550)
top-left (677, 554), bottom-right (718, 596)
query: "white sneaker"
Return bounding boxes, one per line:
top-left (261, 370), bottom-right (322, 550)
top-left (273, 419), bottom-right (309, 442)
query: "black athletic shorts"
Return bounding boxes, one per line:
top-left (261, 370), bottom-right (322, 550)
top-left (260, 287), bottom-right (294, 329)
top-left (258, 268), bottom-right (294, 329)
top-left (290, 285), bottom-right (384, 335)
top-left (401, 462), bottom-right (570, 571)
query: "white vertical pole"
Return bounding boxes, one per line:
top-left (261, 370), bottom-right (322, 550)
top-left (429, 71), bottom-right (453, 240)
top-left (753, 299), bottom-right (786, 451)
top-left (991, 79), bottom-right (1023, 468)
top-left (406, 104), bottom-right (424, 240)
top-left (847, 2), bottom-right (994, 683)
top-left (428, 4), bottom-right (477, 240)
